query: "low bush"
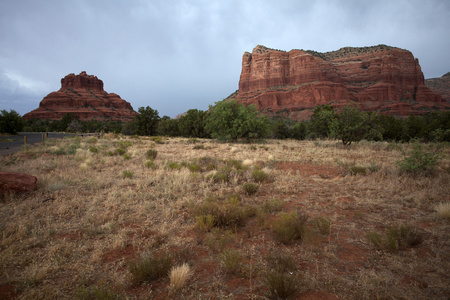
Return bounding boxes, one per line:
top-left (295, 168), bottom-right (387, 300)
top-left (265, 270), bottom-right (299, 299)
top-left (251, 168), bottom-right (270, 183)
top-left (367, 224), bottom-right (423, 252)
top-left (74, 284), bottom-right (123, 300)
top-left (243, 182), bottom-right (259, 196)
top-left (114, 148), bottom-right (126, 156)
top-left (122, 154), bottom-right (132, 160)
top-left (89, 147), bottom-right (98, 153)
top-left (313, 216), bottom-right (331, 235)
top-left (272, 211), bottom-right (307, 244)
top-left (261, 198), bottom-right (284, 213)
top-left (122, 170), bottom-right (133, 178)
top-left (192, 195), bottom-right (255, 231)
top-left (397, 142), bottom-right (441, 176)
top-left (220, 248), bottom-right (242, 275)
top-left (146, 149), bottom-right (158, 160)
top-left (129, 252), bottom-right (173, 284)
top-left (144, 160), bottom-right (158, 169)
top-left (349, 165), bottom-right (367, 176)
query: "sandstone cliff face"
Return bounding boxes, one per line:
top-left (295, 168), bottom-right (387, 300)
top-left (23, 72), bottom-right (137, 121)
top-left (426, 72), bottom-right (450, 104)
top-left (237, 45), bottom-right (448, 119)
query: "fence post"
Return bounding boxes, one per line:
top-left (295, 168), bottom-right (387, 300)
top-left (24, 136), bottom-right (27, 145)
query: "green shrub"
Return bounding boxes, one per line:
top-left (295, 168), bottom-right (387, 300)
top-left (145, 160), bottom-right (158, 169)
top-left (146, 149), bottom-right (158, 160)
top-left (122, 154), bottom-right (132, 160)
top-left (89, 146), bottom-right (98, 153)
top-left (192, 195), bottom-right (255, 230)
top-left (220, 248), bottom-right (242, 275)
top-left (74, 284), bottom-right (122, 300)
top-left (193, 144), bottom-right (205, 150)
top-left (252, 169), bottom-right (270, 183)
top-left (117, 141), bottom-right (132, 148)
top-left (349, 165), bottom-right (367, 176)
top-left (243, 182), bottom-right (260, 196)
top-left (397, 142), bottom-right (441, 176)
top-left (166, 161), bottom-right (181, 170)
top-left (312, 216), bottom-right (331, 235)
top-left (122, 170), bottom-right (133, 178)
top-left (367, 224), bottom-right (423, 252)
top-left (53, 148), bottom-right (66, 155)
top-left (87, 137), bottom-right (98, 144)
top-left (114, 148), bottom-right (126, 155)
top-left (265, 270), bottom-right (299, 299)
top-left (129, 252), bottom-right (173, 284)
top-left (272, 211), bottom-right (307, 244)
top-left (261, 198), bottom-right (284, 213)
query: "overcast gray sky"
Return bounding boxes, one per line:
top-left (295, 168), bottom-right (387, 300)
top-left (1, 0), bottom-right (449, 118)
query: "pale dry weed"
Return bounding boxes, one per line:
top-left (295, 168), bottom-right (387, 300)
top-left (169, 263), bottom-right (192, 292)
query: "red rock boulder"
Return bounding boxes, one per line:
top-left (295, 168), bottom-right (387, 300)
top-left (0, 172), bottom-right (37, 193)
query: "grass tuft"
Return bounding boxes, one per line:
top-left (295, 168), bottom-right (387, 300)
top-left (435, 202), bottom-right (450, 219)
top-left (129, 252), bottom-right (173, 284)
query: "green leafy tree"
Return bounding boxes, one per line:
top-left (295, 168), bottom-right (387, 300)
top-left (308, 105), bottom-right (336, 138)
top-left (157, 116), bottom-right (180, 137)
top-left (129, 106), bottom-right (160, 136)
top-left (205, 99), bottom-right (269, 140)
top-left (0, 109), bottom-right (24, 134)
top-left (330, 105), bottom-right (381, 146)
top-left (178, 109), bottom-right (209, 138)
top-left (378, 114), bottom-right (404, 141)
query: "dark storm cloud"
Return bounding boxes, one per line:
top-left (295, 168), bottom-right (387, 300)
top-left (0, 0), bottom-right (449, 117)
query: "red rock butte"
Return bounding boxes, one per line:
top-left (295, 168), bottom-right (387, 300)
top-left (236, 45), bottom-right (449, 119)
top-left (23, 71), bottom-right (137, 121)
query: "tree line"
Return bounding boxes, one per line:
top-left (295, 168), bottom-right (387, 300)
top-left (1, 101), bottom-right (449, 143)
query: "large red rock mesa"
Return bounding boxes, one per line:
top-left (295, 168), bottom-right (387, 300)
top-left (23, 71), bottom-right (137, 121)
top-left (236, 45), bottom-right (449, 119)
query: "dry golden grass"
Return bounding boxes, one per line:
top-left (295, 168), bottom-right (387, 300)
top-left (0, 136), bottom-right (449, 299)
top-left (169, 263), bottom-right (192, 293)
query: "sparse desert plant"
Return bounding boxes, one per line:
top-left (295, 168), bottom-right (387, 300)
top-left (114, 148), bottom-right (126, 156)
top-left (122, 153), bottom-right (132, 160)
top-left (265, 270), bottom-right (299, 299)
top-left (74, 284), bottom-right (122, 300)
top-left (252, 168), bottom-right (270, 183)
top-left (89, 146), bottom-right (98, 153)
top-left (397, 141), bottom-right (441, 176)
top-left (129, 252), bottom-right (173, 284)
top-left (313, 216), bottom-right (331, 235)
top-left (272, 211), bottom-right (307, 244)
top-left (87, 137), bottom-right (98, 144)
top-left (196, 214), bottom-right (216, 232)
top-left (169, 263), bottom-right (192, 292)
top-left (221, 248), bottom-right (242, 275)
top-left (435, 202), bottom-right (450, 219)
top-left (166, 161), bottom-right (181, 170)
top-left (261, 198), bottom-right (283, 213)
top-left (192, 194), bottom-right (255, 229)
top-left (122, 170), bottom-right (133, 178)
top-left (243, 182), bottom-right (259, 196)
top-left (146, 149), bottom-right (158, 160)
top-left (145, 159), bottom-right (158, 169)
top-left (349, 165), bottom-right (367, 176)
top-left (367, 224), bottom-right (423, 252)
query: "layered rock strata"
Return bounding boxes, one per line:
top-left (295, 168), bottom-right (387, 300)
top-left (23, 72), bottom-right (137, 121)
top-left (236, 45), bottom-right (448, 119)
